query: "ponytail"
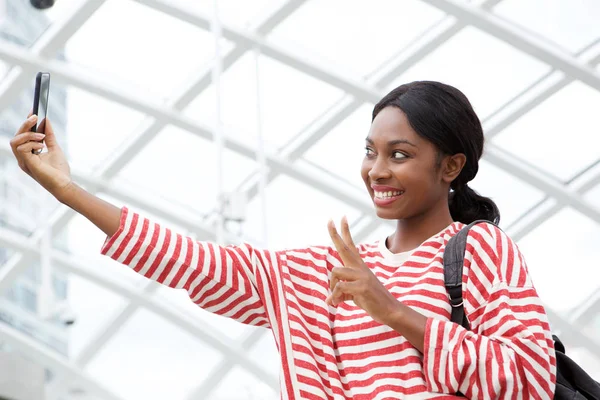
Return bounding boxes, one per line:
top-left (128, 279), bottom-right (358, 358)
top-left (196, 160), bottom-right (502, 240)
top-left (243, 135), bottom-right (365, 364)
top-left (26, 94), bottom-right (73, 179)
top-left (449, 184), bottom-right (500, 225)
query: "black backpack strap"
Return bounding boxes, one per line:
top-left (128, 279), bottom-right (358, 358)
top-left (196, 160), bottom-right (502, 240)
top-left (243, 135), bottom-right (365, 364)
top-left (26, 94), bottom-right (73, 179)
top-left (444, 222), bottom-right (600, 400)
top-left (443, 220), bottom-right (493, 331)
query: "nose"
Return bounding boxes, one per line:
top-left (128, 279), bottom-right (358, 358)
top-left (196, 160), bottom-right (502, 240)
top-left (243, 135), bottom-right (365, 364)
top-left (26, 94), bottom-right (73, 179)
top-left (368, 155), bottom-right (391, 181)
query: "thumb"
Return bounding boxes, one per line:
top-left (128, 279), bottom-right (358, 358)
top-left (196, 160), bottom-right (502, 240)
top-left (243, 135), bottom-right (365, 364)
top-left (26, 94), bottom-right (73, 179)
top-left (43, 119), bottom-right (60, 150)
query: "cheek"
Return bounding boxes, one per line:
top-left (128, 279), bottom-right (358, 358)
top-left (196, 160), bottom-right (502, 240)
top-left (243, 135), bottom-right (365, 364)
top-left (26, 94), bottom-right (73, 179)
top-left (360, 160), bottom-right (370, 183)
top-left (392, 163), bottom-right (434, 190)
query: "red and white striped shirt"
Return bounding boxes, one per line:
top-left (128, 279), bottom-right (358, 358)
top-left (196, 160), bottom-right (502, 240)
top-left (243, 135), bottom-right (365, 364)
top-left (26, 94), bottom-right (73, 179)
top-left (101, 208), bottom-right (556, 399)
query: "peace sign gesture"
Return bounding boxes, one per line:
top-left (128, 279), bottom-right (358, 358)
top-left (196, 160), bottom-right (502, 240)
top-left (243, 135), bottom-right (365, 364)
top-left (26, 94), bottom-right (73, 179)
top-left (326, 217), bottom-right (401, 326)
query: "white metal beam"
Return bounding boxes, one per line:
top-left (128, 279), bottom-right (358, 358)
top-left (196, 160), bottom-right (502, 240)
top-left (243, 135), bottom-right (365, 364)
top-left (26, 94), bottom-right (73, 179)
top-left (510, 162), bottom-right (600, 241)
top-left (186, 327), bottom-right (266, 400)
top-left (285, 16), bottom-right (465, 158)
top-left (0, 0), bottom-right (105, 110)
top-left (135, 0), bottom-right (381, 103)
top-left (484, 143), bottom-right (600, 224)
top-left (71, 284), bottom-right (157, 367)
top-left (139, 0), bottom-right (600, 112)
top-left (353, 218), bottom-right (387, 244)
top-left (484, 49), bottom-right (600, 139)
top-left (420, 0), bottom-right (600, 92)
top-left (572, 289), bottom-right (600, 327)
top-left (0, 323), bottom-right (124, 400)
top-left (0, 139), bottom-right (239, 244)
top-left (0, 226), bottom-right (280, 391)
top-left (545, 308), bottom-right (600, 358)
top-left (44, 282), bottom-right (158, 400)
top-left (101, 0), bottom-right (308, 179)
top-left (0, 201), bottom-right (71, 294)
top-left (0, 41), bottom-right (373, 214)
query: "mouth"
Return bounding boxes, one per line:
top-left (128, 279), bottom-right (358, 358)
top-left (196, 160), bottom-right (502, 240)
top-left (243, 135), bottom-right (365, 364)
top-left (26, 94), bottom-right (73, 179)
top-left (372, 189), bottom-right (404, 206)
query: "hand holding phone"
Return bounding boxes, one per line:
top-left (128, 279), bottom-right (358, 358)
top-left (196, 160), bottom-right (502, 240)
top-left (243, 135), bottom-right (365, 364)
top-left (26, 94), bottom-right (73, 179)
top-left (32, 72), bottom-right (50, 154)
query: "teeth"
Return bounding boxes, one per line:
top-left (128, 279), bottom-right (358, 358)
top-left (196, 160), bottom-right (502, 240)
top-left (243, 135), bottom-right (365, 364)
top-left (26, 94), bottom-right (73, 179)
top-left (374, 190), bottom-right (403, 199)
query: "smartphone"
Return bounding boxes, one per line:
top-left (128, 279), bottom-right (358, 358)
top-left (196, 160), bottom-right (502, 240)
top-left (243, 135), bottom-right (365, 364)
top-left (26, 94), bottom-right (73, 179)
top-left (32, 72), bottom-right (50, 154)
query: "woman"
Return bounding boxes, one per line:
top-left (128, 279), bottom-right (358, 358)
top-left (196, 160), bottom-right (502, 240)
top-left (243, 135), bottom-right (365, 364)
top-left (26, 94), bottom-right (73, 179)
top-left (10, 81), bottom-right (556, 399)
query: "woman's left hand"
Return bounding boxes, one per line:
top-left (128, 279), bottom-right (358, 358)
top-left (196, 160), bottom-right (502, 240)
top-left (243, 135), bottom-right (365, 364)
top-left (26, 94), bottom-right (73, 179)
top-left (327, 217), bottom-right (401, 325)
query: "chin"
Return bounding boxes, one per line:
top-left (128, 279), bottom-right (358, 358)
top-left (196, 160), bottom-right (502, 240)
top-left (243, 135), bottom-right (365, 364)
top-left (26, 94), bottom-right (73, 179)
top-left (374, 206), bottom-right (406, 220)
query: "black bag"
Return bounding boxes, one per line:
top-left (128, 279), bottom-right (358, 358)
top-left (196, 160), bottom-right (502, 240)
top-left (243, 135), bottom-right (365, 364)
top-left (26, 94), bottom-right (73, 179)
top-left (443, 220), bottom-right (600, 400)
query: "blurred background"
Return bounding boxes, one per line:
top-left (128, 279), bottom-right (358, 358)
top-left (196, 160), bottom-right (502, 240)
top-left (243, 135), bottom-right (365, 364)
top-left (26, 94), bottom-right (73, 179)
top-left (0, 0), bottom-right (599, 399)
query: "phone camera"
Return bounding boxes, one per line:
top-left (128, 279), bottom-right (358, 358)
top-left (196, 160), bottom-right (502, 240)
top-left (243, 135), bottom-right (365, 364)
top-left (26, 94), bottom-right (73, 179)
top-left (30, 0), bottom-right (56, 9)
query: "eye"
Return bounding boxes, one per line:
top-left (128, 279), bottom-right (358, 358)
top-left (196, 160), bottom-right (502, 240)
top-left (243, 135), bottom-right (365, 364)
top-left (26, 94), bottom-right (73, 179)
top-left (392, 151), bottom-right (407, 159)
top-left (365, 147), bottom-right (375, 156)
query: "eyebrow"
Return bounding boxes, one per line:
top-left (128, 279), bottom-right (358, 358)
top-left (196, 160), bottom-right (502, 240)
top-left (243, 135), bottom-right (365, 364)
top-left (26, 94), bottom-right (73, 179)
top-left (365, 137), bottom-right (417, 147)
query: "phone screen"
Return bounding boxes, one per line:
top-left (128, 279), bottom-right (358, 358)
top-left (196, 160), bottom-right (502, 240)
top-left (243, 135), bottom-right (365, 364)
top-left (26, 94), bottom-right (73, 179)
top-left (36, 73), bottom-right (50, 133)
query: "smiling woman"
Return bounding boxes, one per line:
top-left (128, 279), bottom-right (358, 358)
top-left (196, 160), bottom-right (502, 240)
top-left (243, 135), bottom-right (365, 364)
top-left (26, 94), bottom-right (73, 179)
top-left (363, 82), bottom-right (501, 252)
top-left (9, 81), bottom-right (556, 399)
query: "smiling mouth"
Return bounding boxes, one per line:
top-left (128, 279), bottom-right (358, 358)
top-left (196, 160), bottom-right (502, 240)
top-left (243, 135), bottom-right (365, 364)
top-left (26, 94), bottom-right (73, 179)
top-left (373, 190), bottom-right (404, 199)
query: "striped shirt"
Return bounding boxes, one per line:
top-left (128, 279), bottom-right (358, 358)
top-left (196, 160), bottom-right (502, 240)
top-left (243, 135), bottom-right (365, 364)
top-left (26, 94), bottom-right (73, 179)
top-left (101, 208), bottom-right (556, 399)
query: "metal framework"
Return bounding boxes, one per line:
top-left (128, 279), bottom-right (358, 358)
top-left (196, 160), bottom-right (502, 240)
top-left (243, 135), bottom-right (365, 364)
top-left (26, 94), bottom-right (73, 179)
top-left (0, 321), bottom-right (125, 400)
top-left (0, 0), bottom-right (599, 398)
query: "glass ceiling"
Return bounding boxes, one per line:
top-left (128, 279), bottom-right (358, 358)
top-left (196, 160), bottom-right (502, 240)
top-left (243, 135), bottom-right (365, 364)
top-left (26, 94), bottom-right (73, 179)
top-left (0, 0), bottom-right (599, 399)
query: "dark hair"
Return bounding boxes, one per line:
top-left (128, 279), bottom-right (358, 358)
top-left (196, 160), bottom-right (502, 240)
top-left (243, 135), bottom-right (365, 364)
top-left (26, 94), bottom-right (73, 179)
top-left (372, 81), bottom-right (500, 225)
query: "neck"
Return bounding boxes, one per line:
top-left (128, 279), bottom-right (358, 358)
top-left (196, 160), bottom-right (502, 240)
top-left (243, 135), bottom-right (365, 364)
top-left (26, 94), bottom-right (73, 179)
top-left (387, 201), bottom-right (454, 254)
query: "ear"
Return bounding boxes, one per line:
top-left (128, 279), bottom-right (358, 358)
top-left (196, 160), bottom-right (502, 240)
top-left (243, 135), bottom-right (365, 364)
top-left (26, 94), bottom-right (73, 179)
top-left (441, 153), bottom-right (466, 184)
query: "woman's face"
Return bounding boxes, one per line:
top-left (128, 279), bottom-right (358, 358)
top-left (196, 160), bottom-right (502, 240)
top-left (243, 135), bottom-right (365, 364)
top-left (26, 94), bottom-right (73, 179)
top-left (361, 106), bottom-right (450, 221)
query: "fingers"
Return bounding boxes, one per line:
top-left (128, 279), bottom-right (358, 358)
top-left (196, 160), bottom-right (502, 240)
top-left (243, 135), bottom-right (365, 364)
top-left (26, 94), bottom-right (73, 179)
top-left (328, 217), bottom-right (368, 307)
top-left (326, 281), bottom-right (355, 307)
top-left (10, 132), bottom-right (45, 149)
top-left (328, 219), bottom-right (352, 264)
top-left (328, 218), bottom-right (360, 267)
top-left (16, 141), bottom-right (45, 155)
top-left (11, 126), bottom-right (45, 160)
top-left (340, 216), bottom-right (356, 250)
top-left (42, 119), bottom-right (59, 149)
top-left (16, 115), bottom-right (37, 136)
top-left (330, 266), bottom-right (359, 291)
top-left (328, 219), bottom-right (344, 249)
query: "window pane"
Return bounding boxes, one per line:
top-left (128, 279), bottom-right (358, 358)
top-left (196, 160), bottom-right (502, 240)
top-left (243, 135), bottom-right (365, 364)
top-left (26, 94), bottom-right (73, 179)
top-left (493, 81), bottom-right (600, 181)
top-left (387, 26), bottom-right (551, 119)
top-left (63, 0), bottom-right (229, 99)
top-left (517, 207), bottom-right (600, 312)
top-left (85, 309), bottom-right (225, 400)
top-left (493, 0), bottom-right (600, 53)
top-left (269, 0), bottom-right (444, 77)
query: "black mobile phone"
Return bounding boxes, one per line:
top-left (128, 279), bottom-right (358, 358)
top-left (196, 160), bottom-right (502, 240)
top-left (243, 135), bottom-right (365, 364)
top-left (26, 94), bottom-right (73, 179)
top-left (32, 72), bottom-right (50, 154)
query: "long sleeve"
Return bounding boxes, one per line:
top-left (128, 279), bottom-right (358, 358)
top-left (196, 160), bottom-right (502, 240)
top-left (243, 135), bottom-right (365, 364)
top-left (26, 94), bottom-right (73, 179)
top-left (423, 223), bottom-right (556, 399)
top-left (100, 207), bottom-right (274, 328)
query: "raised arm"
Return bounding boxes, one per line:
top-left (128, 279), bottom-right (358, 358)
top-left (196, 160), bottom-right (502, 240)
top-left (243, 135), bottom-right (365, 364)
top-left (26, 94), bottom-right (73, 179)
top-left (101, 207), bottom-right (272, 326)
top-left (10, 116), bottom-right (274, 327)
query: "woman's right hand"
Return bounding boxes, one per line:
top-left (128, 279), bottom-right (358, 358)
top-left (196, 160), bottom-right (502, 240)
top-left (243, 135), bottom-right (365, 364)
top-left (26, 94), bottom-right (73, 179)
top-left (10, 115), bottom-right (73, 201)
